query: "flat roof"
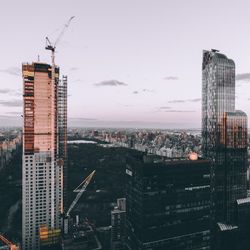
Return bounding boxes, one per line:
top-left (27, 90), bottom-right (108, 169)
top-left (237, 197), bottom-right (250, 205)
top-left (217, 222), bottom-right (238, 231)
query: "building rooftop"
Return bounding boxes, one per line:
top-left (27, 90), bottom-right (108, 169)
top-left (217, 222), bottom-right (238, 232)
top-left (111, 208), bottom-right (126, 214)
top-left (202, 49), bottom-right (235, 70)
top-left (140, 154), bottom-right (210, 165)
top-left (236, 197), bottom-right (250, 205)
top-left (226, 110), bottom-right (247, 117)
top-left (215, 53), bottom-right (227, 59)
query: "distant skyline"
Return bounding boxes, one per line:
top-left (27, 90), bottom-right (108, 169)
top-left (1, 0), bottom-right (250, 128)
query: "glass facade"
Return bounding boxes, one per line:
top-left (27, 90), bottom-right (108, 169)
top-left (202, 50), bottom-right (248, 248)
top-left (125, 155), bottom-right (211, 250)
top-left (57, 75), bottom-right (68, 211)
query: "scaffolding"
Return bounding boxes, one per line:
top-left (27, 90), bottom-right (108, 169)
top-left (57, 75), bottom-right (68, 211)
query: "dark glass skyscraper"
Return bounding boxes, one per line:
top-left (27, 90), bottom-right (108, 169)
top-left (202, 50), bottom-right (249, 249)
top-left (111, 198), bottom-right (126, 250)
top-left (58, 75), bottom-right (68, 211)
top-left (125, 155), bottom-right (211, 250)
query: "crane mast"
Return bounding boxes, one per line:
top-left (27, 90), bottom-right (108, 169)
top-left (45, 16), bottom-right (74, 227)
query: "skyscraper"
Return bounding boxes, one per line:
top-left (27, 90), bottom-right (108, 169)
top-left (125, 155), bottom-right (211, 250)
top-left (202, 50), bottom-right (249, 249)
top-left (57, 75), bottom-right (68, 211)
top-left (111, 198), bottom-right (126, 250)
top-left (22, 62), bottom-right (67, 250)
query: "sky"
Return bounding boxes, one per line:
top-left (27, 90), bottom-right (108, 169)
top-left (1, 0), bottom-right (250, 128)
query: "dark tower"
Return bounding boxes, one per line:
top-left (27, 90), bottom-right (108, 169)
top-left (125, 155), bottom-right (211, 250)
top-left (57, 75), bottom-right (68, 211)
top-left (202, 50), bottom-right (249, 249)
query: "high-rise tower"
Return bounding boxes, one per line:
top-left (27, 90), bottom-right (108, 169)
top-left (111, 198), bottom-right (126, 250)
top-left (125, 155), bottom-right (211, 250)
top-left (22, 62), bottom-right (66, 250)
top-left (58, 75), bottom-right (68, 211)
top-left (202, 50), bottom-right (249, 249)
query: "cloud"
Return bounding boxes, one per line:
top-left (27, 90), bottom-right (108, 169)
top-left (69, 67), bottom-right (78, 71)
top-left (164, 110), bottom-right (196, 113)
top-left (168, 99), bottom-right (185, 103)
top-left (236, 73), bottom-right (250, 81)
top-left (5, 111), bottom-right (22, 115)
top-left (168, 98), bottom-right (201, 103)
top-left (0, 99), bottom-right (22, 107)
top-left (0, 67), bottom-right (21, 76)
top-left (0, 89), bottom-right (12, 94)
top-left (123, 104), bottom-right (134, 107)
top-left (0, 88), bottom-right (21, 96)
top-left (94, 80), bottom-right (128, 87)
top-left (163, 76), bottom-right (179, 80)
top-left (156, 106), bottom-right (195, 113)
top-left (133, 89), bottom-right (154, 94)
top-left (73, 79), bottom-right (83, 83)
top-left (69, 117), bottom-right (98, 121)
top-left (159, 106), bottom-right (172, 110)
top-left (189, 98), bottom-right (201, 102)
top-left (142, 89), bottom-right (154, 93)
top-left (116, 103), bottom-right (135, 107)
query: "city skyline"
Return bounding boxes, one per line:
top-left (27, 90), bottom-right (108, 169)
top-left (1, 0), bottom-right (250, 128)
top-left (2, 2), bottom-right (250, 249)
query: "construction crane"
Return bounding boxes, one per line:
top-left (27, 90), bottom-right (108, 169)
top-left (0, 234), bottom-right (19, 250)
top-left (63, 170), bottom-right (96, 234)
top-left (66, 170), bottom-right (96, 217)
top-left (45, 16), bottom-right (75, 66)
top-left (45, 16), bottom-right (74, 228)
top-left (45, 16), bottom-right (75, 102)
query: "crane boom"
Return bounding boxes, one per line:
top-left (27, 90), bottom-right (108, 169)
top-left (66, 170), bottom-right (96, 217)
top-left (45, 16), bottom-right (75, 67)
top-left (0, 234), bottom-right (19, 250)
top-left (46, 16), bottom-right (75, 52)
top-left (55, 16), bottom-right (75, 47)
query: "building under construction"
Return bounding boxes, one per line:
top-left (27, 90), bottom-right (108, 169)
top-left (22, 62), bottom-right (67, 250)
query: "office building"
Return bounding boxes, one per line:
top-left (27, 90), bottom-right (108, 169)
top-left (202, 50), bottom-right (250, 249)
top-left (125, 154), bottom-right (211, 250)
top-left (22, 62), bottom-right (67, 250)
top-left (111, 198), bottom-right (126, 250)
